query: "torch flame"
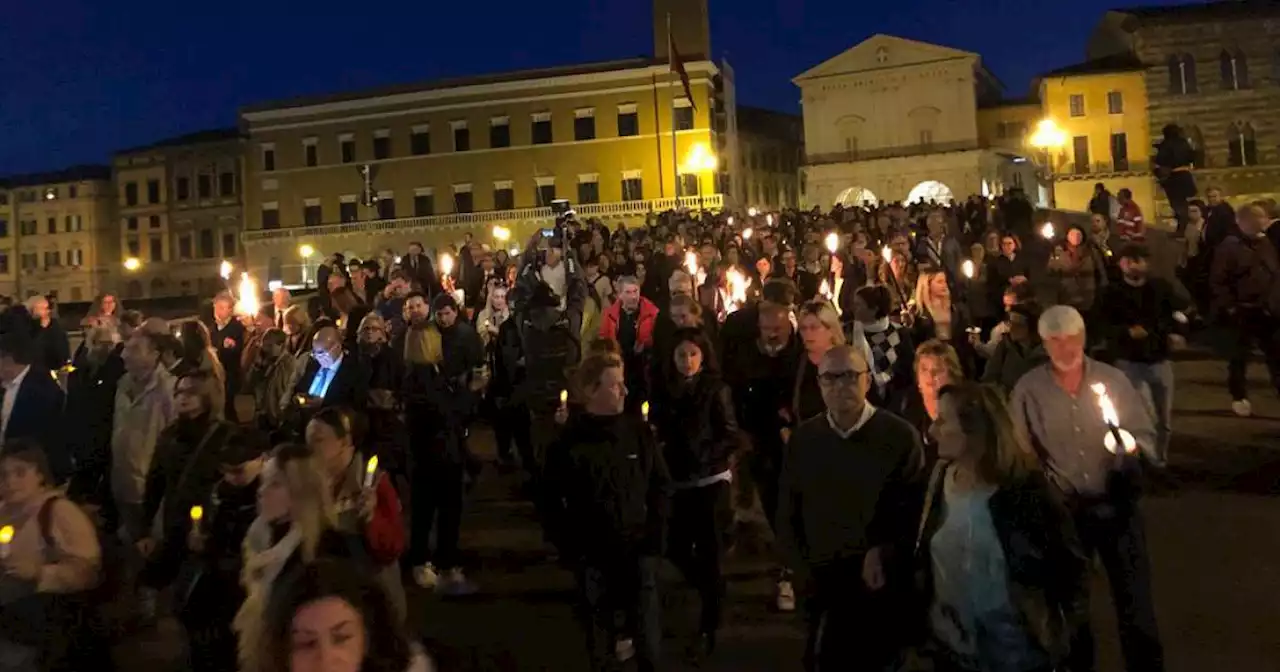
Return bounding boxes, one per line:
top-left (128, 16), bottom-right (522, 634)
top-left (766, 214), bottom-right (774, 226)
top-left (727, 216), bottom-right (734, 226)
top-left (440, 254), bottom-right (454, 277)
top-left (725, 268), bottom-right (749, 313)
top-left (819, 279), bottom-right (832, 298)
top-left (1091, 383), bottom-right (1120, 428)
top-left (825, 232), bottom-right (839, 255)
top-left (235, 273), bottom-right (260, 317)
top-left (219, 260), bottom-right (233, 280)
top-left (684, 249), bottom-right (699, 278)
top-left (882, 246), bottom-right (894, 264)
top-left (560, 389), bottom-right (568, 404)
top-left (962, 259), bottom-right (975, 279)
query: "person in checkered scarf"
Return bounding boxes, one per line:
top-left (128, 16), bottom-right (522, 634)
top-left (847, 285), bottom-right (915, 412)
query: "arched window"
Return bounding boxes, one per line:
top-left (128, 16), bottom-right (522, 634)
top-left (834, 186), bottom-right (879, 208)
top-left (1221, 49), bottom-right (1250, 90)
top-left (1227, 122), bottom-right (1257, 167)
top-left (1169, 53), bottom-right (1198, 94)
top-left (906, 180), bottom-right (954, 205)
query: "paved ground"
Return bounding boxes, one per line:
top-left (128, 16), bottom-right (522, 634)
top-left (112, 355), bottom-right (1280, 672)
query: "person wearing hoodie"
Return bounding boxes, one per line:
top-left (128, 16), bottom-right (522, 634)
top-left (650, 328), bottom-right (741, 660)
top-left (542, 351), bottom-right (671, 672)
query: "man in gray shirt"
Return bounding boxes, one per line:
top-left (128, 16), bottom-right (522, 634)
top-left (1010, 305), bottom-right (1163, 672)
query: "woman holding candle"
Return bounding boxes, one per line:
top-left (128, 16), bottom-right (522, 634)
top-left (910, 381), bottom-right (1088, 672)
top-left (306, 407), bottom-right (408, 617)
top-left (0, 439), bottom-right (102, 669)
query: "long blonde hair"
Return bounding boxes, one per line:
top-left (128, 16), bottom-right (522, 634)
top-left (938, 381), bottom-right (1039, 485)
top-left (269, 443), bottom-right (339, 561)
top-left (912, 270), bottom-right (951, 320)
top-left (797, 299), bottom-right (846, 349)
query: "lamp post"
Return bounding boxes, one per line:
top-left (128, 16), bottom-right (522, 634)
top-left (1028, 119), bottom-right (1067, 206)
top-left (299, 244), bottom-right (315, 288)
top-left (680, 143), bottom-right (719, 211)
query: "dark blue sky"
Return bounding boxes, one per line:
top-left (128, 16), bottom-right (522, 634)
top-left (0, 0), bottom-right (1199, 175)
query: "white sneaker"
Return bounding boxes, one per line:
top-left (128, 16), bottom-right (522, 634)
top-left (413, 563), bottom-right (439, 589)
top-left (775, 579), bottom-right (796, 612)
top-left (436, 568), bottom-right (478, 596)
top-left (1232, 399), bottom-right (1253, 417)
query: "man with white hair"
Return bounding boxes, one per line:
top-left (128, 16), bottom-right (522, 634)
top-left (1009, 304), bottom-right (1163, 672)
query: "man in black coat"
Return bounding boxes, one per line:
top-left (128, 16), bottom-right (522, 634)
top-left (208, 293), bottom-right (246, 423)
top-left (293, 326), bottom-right (369, 413)
top-left (0, 328), bottom-right (68, 482)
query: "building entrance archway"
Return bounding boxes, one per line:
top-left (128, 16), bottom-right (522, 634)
top-left (834, 186), bottom-right (879, 208)
top-left (907, 180), bottom-right (954, 205)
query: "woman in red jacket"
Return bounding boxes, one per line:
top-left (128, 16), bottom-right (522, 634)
top-left (599, 276), bottom-right (660, 407)
top-left (307, 406), bottom-right (409, 620)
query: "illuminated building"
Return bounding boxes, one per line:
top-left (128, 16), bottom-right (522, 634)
top-left (240, 0), bottom-right (732, 285)
top-left (113, 128), bottom-right (245, 299)
top-left (0, 166), bottom-right (116, 302)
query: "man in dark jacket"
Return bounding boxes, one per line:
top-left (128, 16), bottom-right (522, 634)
top-left (1153, 124), bottom-right (1198, 236)
top-left (543, 352), bottom-right (670, 672)
top-left (208, 293), bottom-right (246, 423)
top-left (776, 345), bottom-right (924, 671)
top-left (1210, 202), bottom-right (1280, 417)
top-left (65, 324), bottom-right (126, 504)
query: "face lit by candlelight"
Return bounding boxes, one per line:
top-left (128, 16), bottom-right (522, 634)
top-left (1045, 330), bottom-right (1086, 373)
top-left (213, 297), bottom-right (234, 322)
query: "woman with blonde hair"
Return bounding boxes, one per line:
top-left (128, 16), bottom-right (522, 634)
top-left (235, 443), bottom-right (365, 672)
top-left (909, 271), bottom-right (976, 376)
top-left (911, 381), bottom-right (1088, 672)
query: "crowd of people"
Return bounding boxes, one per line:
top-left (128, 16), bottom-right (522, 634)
top-left (0, 177), bottom-right (1272, 672)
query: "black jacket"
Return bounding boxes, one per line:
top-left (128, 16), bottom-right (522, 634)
top-left (32, 321), bottom-right (70, 372)
top-left (651, 373), bottom-right (741, 484)
top-left (912, 465), bottom-right (1090, 663)
top-left (178, 475), bottom-right (260, 626)
top-left (143, 416), bottom-right (240, 539)
top-left (207, 319), bottom-right (246, 389)
top-left (723, 335), bottom-right (802, 455)
top-left (64, 353), bottom-right (126, 501)
top-left (1098, 277), bottom-right (1189, 364)
top-left (293, 353), bottom-right (370, 412)
top-left (5, 366), bottom-right (68, 482)
top-left (542, 413), bottom-right (671, 564)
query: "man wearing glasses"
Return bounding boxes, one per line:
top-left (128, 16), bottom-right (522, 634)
top-left (775, 345), bottom-right (925, 671)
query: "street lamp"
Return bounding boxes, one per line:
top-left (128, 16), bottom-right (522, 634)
top-left (492, 225), bottom-right (511, 244)
top-left (298, 244), bottom-right (315, 288)
top-left (680, 143), bottom-right (719, 210)
top-left (1028, 119), bottom-right (1067, 171)
top-left (123, 257), bottom-right (141, 272)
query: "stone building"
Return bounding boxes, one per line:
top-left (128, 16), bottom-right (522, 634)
top-left (736, 105), bottom-right (803, 210)
top-left (1089, 2), bottom-right (1280, 211)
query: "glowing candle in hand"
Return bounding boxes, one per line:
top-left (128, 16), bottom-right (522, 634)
top-left (189, 506), bottom-right (204, 534)
top-left (0, 525), bottom-right (13, 560)
top-left (962, 259), bottom-right (975, 279)
top-left (825, 232), bottom-right (839, 255)
top-left (364, 455), bottom-right (379, 489)
top-left (560, 389), bottom-right (568, 406)
top-left (641, 401), bottom-right (650, 423)
top-left (1041, 223), bottom-right (1055, 239)
top-left (742, 227), bottom-right (753, 240)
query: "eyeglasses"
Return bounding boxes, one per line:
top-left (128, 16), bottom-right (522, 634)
top-left (818, 369), bottom-right (868, 386)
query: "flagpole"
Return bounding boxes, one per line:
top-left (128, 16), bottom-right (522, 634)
top-left (652, 73), bottom-right (665, 198)
top-left (669, 12), bottom-right (680, 203)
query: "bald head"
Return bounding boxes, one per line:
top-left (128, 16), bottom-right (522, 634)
top-left (313, 326), bottom-right (340, 352)
top-left (819, 345), bottom-right (868, 375)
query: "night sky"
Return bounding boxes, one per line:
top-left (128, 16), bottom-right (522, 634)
top-left (0, 0), bottom-right (1202, 175)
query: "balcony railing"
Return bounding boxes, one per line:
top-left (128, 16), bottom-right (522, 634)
top-left (1056, 160), bottom-right (1151, 176)
top-left (241, 194), bottom-right (723, 245)
top-left (806, 140), bottom-right (985, 166)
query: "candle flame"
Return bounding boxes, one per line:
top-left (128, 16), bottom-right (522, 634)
top-left (0, 526), bottom-right (13, 544)
top-left (189, 505), bottom-right (203, 522)
top-left (766, 214), bottom-right (774, 226)
top-left (881, 246), bottom-right (893, 264)
top-left (560, 389), bottom-right (568, 404)
top-left (1090, 382), bottom-right (1120, 428)
top-left (741, 227), bottom-right (752, 240)
top-left (684, 249), bottom-right (699, 278)
top-left (365, 455), bottom-right (379, 475)
top-left (235, 273), bottom-right (260, 317)
top-left (825, 232), bottom-right (839, 254)
top-left (727, 216), bottom-right (734, 226)
top-left (962, 259), bottom-right (975, 279)
top-left (1041, 223), bottom-right (1055, 239)
top-left (440, 254), bottom-right (454, 277)
top-left (819, 279), bottom-right (832, 299)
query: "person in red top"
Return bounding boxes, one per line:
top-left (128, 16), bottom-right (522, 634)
top-left (1116, 188), bottom-right (1146, 242)
top-left (599, 275), bottom-right (659, 407)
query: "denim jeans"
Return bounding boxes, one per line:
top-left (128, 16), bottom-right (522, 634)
top-left (575, 555), bottom-right (661, 671)
top-left (1114, 360), bottom-right (1174, 465)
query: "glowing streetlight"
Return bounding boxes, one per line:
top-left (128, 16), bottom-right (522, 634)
top-left (298, 244), bottom-right (315, 260)
top-left (492, 225), bottom-right (511, 243)
top-left (1028, 119), bottom-right (1068, 151)
top-left (123, 257), bottom-right (141, 271)
top-left (680, 143), bottom-right (719, 210)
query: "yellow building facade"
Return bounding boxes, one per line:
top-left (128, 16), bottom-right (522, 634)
top-left (240, 57), bottom-right (730, 285)
top-left (0, 166), bottom-right (116, 303)
top-left (1037, 58), bottom-right (1156, 220)
top-left (114, 129), bottom-right (245, 300)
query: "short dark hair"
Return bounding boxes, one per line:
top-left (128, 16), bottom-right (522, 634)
top-left (855, 285), bottom-right (892, 320)
top-left (0, 438), bottom-right (53, 486)
top-left (0, 330), bottom-right (35, 366)
top-left (405, 291), bottom-right (427, 304)
top-left (761, 278), bottom-right (799, 306)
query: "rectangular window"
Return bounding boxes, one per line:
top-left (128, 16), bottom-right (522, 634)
top-left (64, 216), bottom-right (72, 233)
top-left (68, 248), bottom-right (82, 267)
top-left (532, 115), bottom-right (553, 144)
top-left (339, 201), bottom-right (358, 223)
top-left (453, 125), bottom-right (470, 152)
top-left (373, 134), bottom-right (391, 160)
top-left (340, 136), bottom-right (356, 163)
top-left (674, 105), bottom-right (694, 131)
top-left (577, 181), bottom-right (599, 205)
top-left (147, 179), bottom-right (161, 204)
top-left (490, 118), bottom-right (511, 148)
top-left (493, 187), bottom-right (514, 211)
top-left (126, 216), bottom-right (138, 232)
top-left (222, 232), bottom-right (236, 257)
top-left (454, 191), bottom-right (473, 214)
top-left (68, 185), bottom-right (77, 199)
top-left (304, 203), bottom-right (323, 227)
top-left (197, 174), bottom-right (211, 199)
top-left (124, 182), bottom-right (138, 206)
top-left (262, 146), bottom-right (276, 171)
top-left (47, 218), bottom-right (56, 234)
top-left (176, 177), bottom-right (190, 200)
top-left (679, 174), bottom-right (699, 197)
top-left (1110, 133), bottom-right (1129, 171)
top-left (178, 234), bottom-right (192, 260)
top-left (617, 105), bottom-right (639, 137)
top-left (411, 127), bottom-right (431, 155)
top-left (305, 141), bottom-right (319, 167)
top-left (377, 196), bottom-right (396, 219)
top-left (1069, 94), bottom-right (1085, 117)
top-left (621, 177), bottom-right (643, 201)
top-left (261, 206), bottom-right (279, 230)
top-left (150, 236), bottom-right (163, 262)
top-left (21, 220), bottom-right (36, 236)
top-left (0, 253), bottom-right (10, 274)
top-left (198, 229), bottom-right (215, 258)
top-left (219, 172), bottom-right (234, 197)
top-left (149, 215), bottom-right (161, 229)
top-left (1106, 91), bottom-right (1124, 114)
top-left (413, 194), bottom-right (434, 217)
top-left (536, 184), bottom-right (556, 207)
top-left (1072, 136), bottom-right (1090, 173)
top-left (44, 251), bottom-right (59, 269)
top-left (21, 253), bottom-right (38, 271)
top-left (0, 220), bottom-right (9, 238)
top-left (574, 110), bottom-right (596, 141)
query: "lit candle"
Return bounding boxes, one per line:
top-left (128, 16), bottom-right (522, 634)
top-left (0, 525), bottom-right (13, 560)
top-left (1091, 383), bottom-right (1136, 455)
top-left (727, 216), bottom-right (734, 226)
top-left (440, 254), bottom-right (454, 285)
top-left (742, 227), bottom-right (753, 240)
top-left (825, 232), bottom-right (839, 256)
top-left (962, 259), bottom-right (975, 279)
top-left (364, 455), bottom-right (379, 489)
top-left (766, 214), bottom-right (774, 226)
top-left (1040, 222), bottom-right (1055, 240)
top-left (641, 401), bottom-right (650, 423)
top-left (684, 249), bottom-right (700, 279)
top-left (560, 389), bottom-right (568, 406)
top-left (189, 505), bottom-right (204, 534)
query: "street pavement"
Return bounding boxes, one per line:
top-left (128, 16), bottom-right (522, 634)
top-left (113, 355), bottom-right (1280, 672)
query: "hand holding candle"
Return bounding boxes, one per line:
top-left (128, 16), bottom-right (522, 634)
top-left (641, 401), bottom-right (650, 423)
top-left (1040, 222), bottom-right (1055, 240)
top-left (742, 227), bottom-right (752, 241)
top-left (962, 259), bottom-right (975, 280)
top-left (189, 505), bottom-right (204, 534)
top-left (364, 455), bottom-right (379, 489)
top-left (0, 525), bottom-right (13, 560)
